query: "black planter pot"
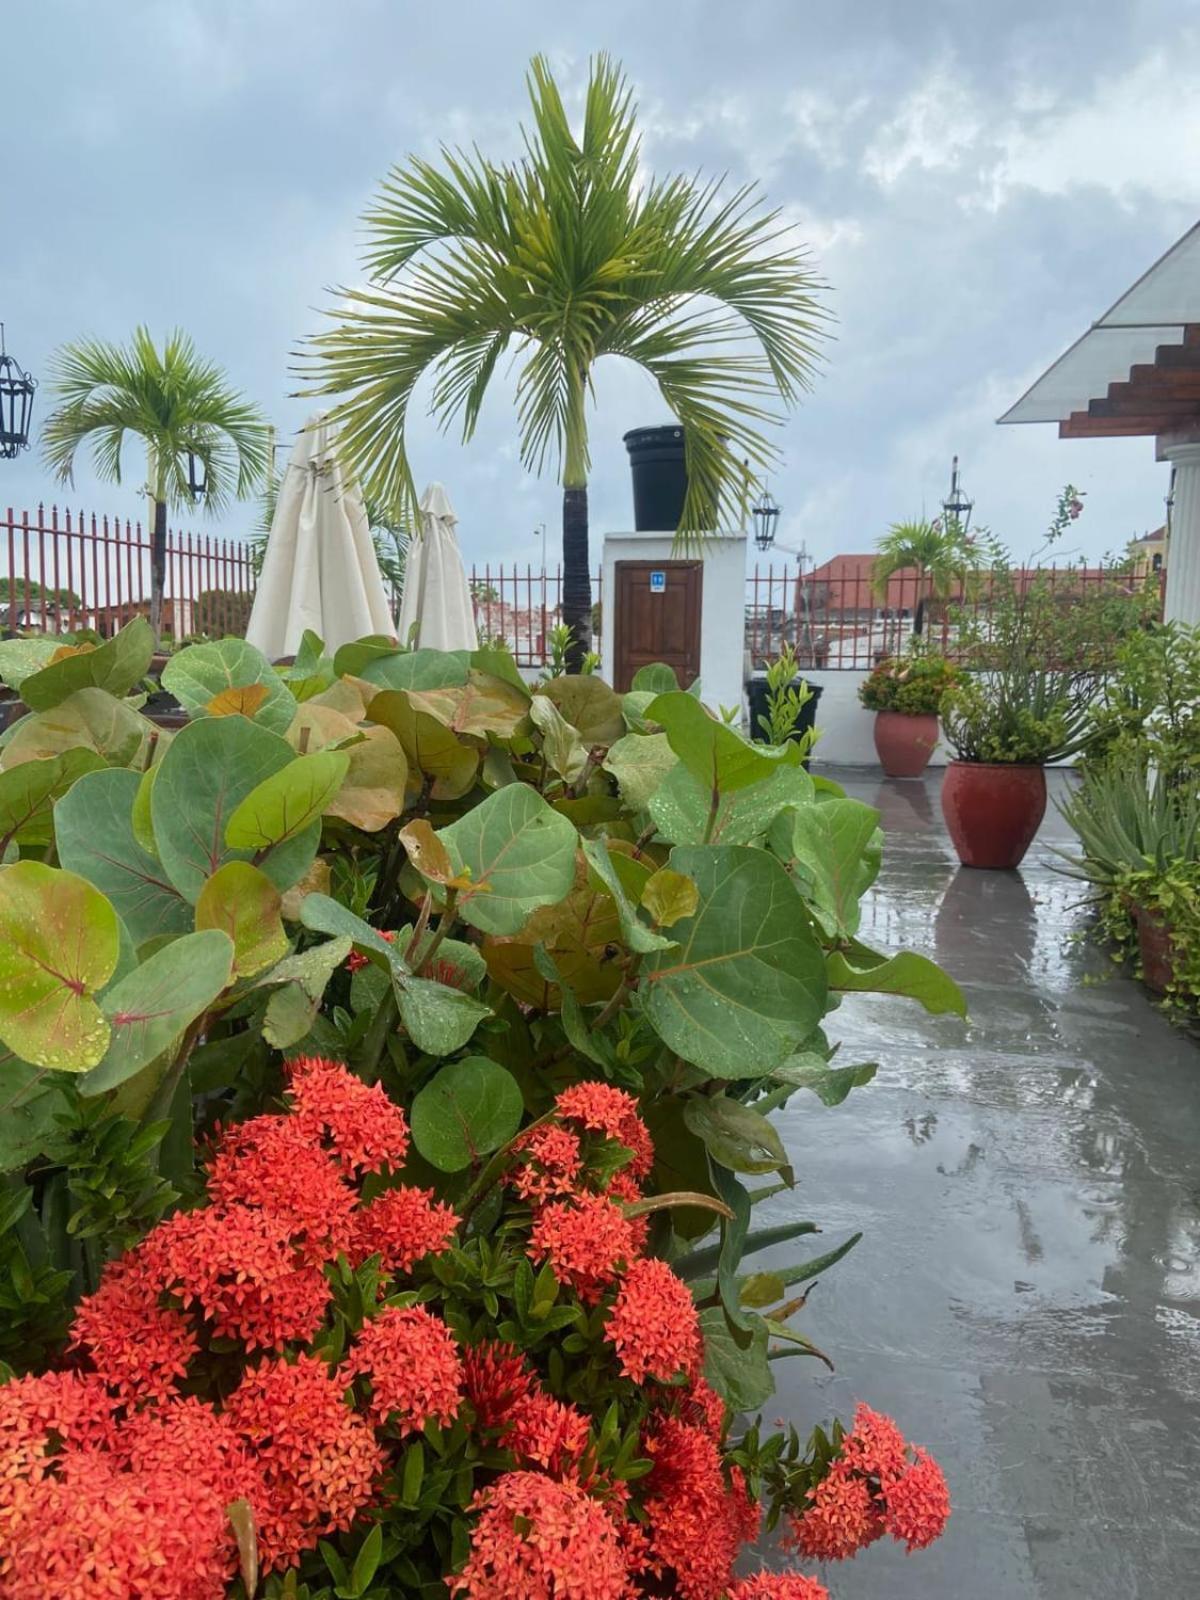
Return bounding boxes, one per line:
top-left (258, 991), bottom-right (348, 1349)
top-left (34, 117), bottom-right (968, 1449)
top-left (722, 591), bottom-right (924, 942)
top-left (623, 425), bottom-right (687, 532)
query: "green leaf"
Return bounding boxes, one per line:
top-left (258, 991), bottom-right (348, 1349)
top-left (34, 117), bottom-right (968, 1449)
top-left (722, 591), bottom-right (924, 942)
top-left (641, 846), bottom-right (828, 1077)
top-left (347, 1523), bottom-right (384, 1597)
top-left (131, 760), bottom-right (160, 857)
top-left (437, 785), bottom-right (577, 935)
top-left (740, 1270), bottom-right (786, 1308)
top-left (2, 688), bottom-right (149, 769)
top-left (0, 862), bottom-right (119, 1069)
top-left (580, 836), bottom-right (673, 953)
top-left (602, 731), bottom-right (678, 812)
top-left (161, 639), bottom-right (294, 735)
top-left (258, 936), bottom-right (353, 1048)
top-left (300, 894), bottom-right (409, 966)
top-left (0, 1062), bottom-right (72, 1171)
top-left (700, 1305), bottom-right (774, 1410)
top-left (80, 930), bottom-right (235, 1095)
top-left (410, 1056), bottom-right (524, 1172)
top-left (331, 635), bottom-right (405, 679)
top-left (407, 670), bottom-right (532, 739)
top-left (0, 749), bottom-right (105, 849)
top-left (367, 690), bottom-right (480, 800)
top-left (827, 946), bottom-right (967, 1017)
top-left (20, 619), bottom-right (154, 712)
top-left (54, 768), bottom-right (193, 944)
top-left (676, 1216), bottom-right (821, 1282)
top-left (650, 761), bottom-right (814, 846)
top-left (768, 1053), bottom-right (878, 1107)
top-left (224, 749), bottom-right (349, 850)
top-left (0, 637), bottom-right (61, 690)
top-left (631, 663), bottom-right (681, 695)
top-left (647, 690), bottom-right (802, 794)
top-left (195, 862), bottom-right (289, 978)
top-left (538, 676), bottom-right (625, 746)
top-left (528, 695), bottom-right (588, 784)
top-left (770, 798), bottom-right (882, 940)
top-left (641, 867), bottom-right (699, 928)
top-left (683, 1096), bottom-right (793, 1183)
top-left (395, 973), bottom-right (490, 1055)
top-left (152, 716), bottom-right (318, 901)
top-left (779, 1231), bottom-right (863, 1287)
top-left (359, 648), bottom-right (471, 691)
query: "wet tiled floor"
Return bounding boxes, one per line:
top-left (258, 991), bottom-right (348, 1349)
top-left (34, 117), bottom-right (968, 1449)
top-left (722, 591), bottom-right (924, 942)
top-left (766, 768), bottom-right (1200, 1599)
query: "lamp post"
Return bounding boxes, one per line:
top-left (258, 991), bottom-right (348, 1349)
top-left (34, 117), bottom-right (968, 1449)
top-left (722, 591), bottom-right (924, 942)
top-left (942, 455), bottom-right (973, 533)
top-left (186, 447), bottom-right (208, 501)
top-left (751, 485), bottom-right (780, 552)
top-left (0, 325), bottom-right (36, 461)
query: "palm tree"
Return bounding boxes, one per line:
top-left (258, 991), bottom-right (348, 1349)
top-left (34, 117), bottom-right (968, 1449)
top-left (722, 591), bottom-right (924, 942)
top-left (302, 55), bottom-right (825, 669)
top-left (872, 517), bottom-right (980, 640)
top-left (42, 328), bottom-right (268, 641)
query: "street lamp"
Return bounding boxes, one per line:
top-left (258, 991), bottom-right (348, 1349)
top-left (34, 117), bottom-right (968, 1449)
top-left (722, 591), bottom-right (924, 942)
top-left (751, 485), bottom-right (780, 552)
top-left (186, 448), bottom-right (208, 501)
top-left (0, 325), bottom-right (36, 461)
top-left (942, 455), bottom-right (973, 533)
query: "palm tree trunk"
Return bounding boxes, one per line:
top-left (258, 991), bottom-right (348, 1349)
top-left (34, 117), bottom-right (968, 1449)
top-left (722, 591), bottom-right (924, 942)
top-left (149, 497), bottom-right (168, 644)
top-left (913, 564), bottom-right (927, 639)
top-left (561, 486), bottom-right (592, 674)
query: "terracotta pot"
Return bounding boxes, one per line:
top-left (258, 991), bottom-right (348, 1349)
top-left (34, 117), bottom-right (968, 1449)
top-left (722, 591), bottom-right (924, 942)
top-left (873, 710), bottom-right (939, 778)
top-left (1135, 906), bottom-right (1174, 994)
top-left (940, 761), bottom-right (1047, 870)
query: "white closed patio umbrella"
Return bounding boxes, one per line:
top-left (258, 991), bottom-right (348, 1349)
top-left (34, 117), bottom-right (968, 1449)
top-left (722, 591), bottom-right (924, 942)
top-left (246, 414), bottom-right (395, 657)
top-left (396, 482), bottom-right (478, 651)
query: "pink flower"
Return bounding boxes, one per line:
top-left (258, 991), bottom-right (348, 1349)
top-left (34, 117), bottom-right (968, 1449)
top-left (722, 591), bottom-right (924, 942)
top-left (70, 1253), bottom-right (198, 1400)
top-left (528, 1193), bottom-right (638, 1303)
top-left (341, 1305), bottom-right (463, 1434)
top-left (788, 1461), bottom-right (882, 1561)
top-left (882, 1447), bottom-right (951, 1551)
top-left (351, 1184), bottom-right (459, 1274)
top-left (729, 1575), bottom-right (830, 1600)
top-left (605, 1257), bottom-right (702, 1383)
top-left (287, 1054), bottom-right (410, 1174)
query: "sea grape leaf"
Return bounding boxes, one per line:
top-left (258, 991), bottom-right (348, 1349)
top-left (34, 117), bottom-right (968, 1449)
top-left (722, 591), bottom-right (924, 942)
top-left (602, 732), bottom-right (678, 812)
top-left (769, 1052), bottom-right (878, 1106)
top-left (257, 936), bottom-right (353, 1049)
top-left (528, 695), bottom-right (588, 784)
top-left (20, 616), bottom-right (154, 711)
top-left (152, 717), bottom-right (315, 902)
top-left (647, 691), bottom-right (802, 794)
top-left (641, 867), bottom-right (699, 928)
top-left (0, 636), bottom-right (61, 690)
top-left (359, 648), bottom-right (470, 692)
top-left (537, 676), bottom-right (625, 746)
top-left (395, 976), bottom-right (491, 1055)
top-left (161, 639), bottom-right (294, 735)
top-left (641, 845), bottom-right (827, 1077)
top-left (195, 862), bottom-right (289, 978)
top-left (324, 726), bottom-right (408, 832)
top-left (683, 1096), bottom-right (794, 1184)
top-left (55, 768), bottom-right (192, 945)
top-left (631, 663), bottom-right (681, 695)
top-left (827, 946), bottom-right (967, 1017)
top-left (650, 761), bottom-right (815, 847)
top-left (406, 670), bottom-right (532, 739)
top-left (397, 819), bottom-right (473, 888)
top-left (579, 837), bottom-right (673, 954)
top-left (207, 683), bottom-right (270, 718)
top-left (367, 690), bottom-right (480, 799)
top-left (0, 749), bottom-right (105, 850)
top-left (2, 688), bottom-right (149, 769)
top-left (0, 861), bottom-right (120, 1070)
top-left (770, 797), bottom-right (883, 941)
top-left (410, 1057), bottom-right (524, 1172)
top-left (224, 750), bottom-right (349, 851)
top-left (436, 785), bottom-right (577, 935)
top-left (331, 636), bottom-right (403, 679)
top-left (80, 929), bottom-right (235, 1095)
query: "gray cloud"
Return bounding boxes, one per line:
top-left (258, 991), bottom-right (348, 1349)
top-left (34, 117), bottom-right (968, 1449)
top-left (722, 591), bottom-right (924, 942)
top-left (5, 0), bottom-right (1197, 574)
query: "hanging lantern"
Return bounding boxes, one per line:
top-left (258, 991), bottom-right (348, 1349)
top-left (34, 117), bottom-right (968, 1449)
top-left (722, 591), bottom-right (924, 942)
top-left (186, 448), bottom-right (208, 501)
top-left (752, 484), bottom-right (780, 552)
top-left (942, 455), bottom-right (973, 533)
top-left (0, 326), bottom-right (36, 461)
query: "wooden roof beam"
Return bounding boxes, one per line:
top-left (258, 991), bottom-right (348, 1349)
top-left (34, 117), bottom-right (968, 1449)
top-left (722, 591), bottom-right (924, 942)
top-left (1060, 412), bottom-right (1171, 438)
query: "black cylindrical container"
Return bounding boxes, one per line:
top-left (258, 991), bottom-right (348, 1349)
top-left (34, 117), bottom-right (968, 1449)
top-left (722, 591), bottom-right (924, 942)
top-left (623, 425), bottom-right (687, 532)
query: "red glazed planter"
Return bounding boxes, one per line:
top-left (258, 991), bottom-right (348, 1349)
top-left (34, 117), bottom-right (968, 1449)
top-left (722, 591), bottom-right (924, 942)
top-left (940, 761), bottom-right (1047, 869)
top-left (873, 711), bottom-right (939, 778)
top-left (1136, 906), bottom-right (1174, 994)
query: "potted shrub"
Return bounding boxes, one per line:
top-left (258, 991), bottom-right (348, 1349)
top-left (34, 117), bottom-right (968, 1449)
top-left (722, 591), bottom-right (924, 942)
top-left (939, 668), bottom-right (1092, 868)
top-left (858, 653), bottom-right (957, 777)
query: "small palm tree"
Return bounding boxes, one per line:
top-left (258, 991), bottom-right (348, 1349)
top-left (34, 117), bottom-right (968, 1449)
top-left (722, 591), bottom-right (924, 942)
top-left (302, 55), bottom-right (825, 668)
top-left (42, 328), bottom-right (268, 641)
top-left (873, 517), bottom-right (980, 639)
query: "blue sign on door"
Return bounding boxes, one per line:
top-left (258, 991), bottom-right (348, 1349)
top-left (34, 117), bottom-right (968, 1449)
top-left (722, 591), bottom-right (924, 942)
top-left (649, 570), bottom-right (666, 593)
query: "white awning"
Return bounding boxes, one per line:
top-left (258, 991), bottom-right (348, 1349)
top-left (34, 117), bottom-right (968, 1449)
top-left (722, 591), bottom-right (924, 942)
top-left (999, 221), bottom-right (1200, 425)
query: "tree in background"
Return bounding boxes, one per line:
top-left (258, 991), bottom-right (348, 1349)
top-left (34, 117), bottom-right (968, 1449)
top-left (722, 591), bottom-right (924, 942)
top-left (41, 329), bottom-right (268, 641)
top-left (872, 516), bottom-right (981, 639)
top-left (303, 54), bottom-right (825, 668)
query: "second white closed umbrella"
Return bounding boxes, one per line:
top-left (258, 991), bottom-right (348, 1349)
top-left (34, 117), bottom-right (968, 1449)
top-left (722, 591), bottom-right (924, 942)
top-left (396, 482), bottom-right (478, 651)
top-left (246, 414), bottom-right (396, 657)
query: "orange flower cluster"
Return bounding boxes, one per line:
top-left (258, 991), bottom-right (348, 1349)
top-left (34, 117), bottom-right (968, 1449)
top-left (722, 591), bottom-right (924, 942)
top-left (789, 1402), bottom-right (951, 1561)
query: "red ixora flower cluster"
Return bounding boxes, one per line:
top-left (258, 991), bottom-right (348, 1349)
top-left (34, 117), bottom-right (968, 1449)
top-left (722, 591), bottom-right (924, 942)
top-left (1, 1058), bottom-right (462, 1587)
top-left (789, 1402), bottom-right (951, 1561)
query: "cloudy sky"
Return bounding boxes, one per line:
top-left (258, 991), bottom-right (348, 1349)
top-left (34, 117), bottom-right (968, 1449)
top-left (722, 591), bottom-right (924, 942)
top-left (5, 0), bottom-right (1198, 573)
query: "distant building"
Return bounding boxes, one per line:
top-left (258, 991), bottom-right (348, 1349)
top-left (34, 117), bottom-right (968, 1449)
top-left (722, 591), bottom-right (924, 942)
top-left (1128, 526), bottom-right (1166, 579)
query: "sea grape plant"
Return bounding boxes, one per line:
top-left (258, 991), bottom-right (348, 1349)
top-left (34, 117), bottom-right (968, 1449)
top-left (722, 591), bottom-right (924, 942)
top-left (0, 627), bottom-right (964, 1418)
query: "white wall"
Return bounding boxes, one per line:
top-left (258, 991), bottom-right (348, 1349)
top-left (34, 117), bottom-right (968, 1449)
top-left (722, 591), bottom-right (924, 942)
top-left (599, 530), bottom-right (748, 713)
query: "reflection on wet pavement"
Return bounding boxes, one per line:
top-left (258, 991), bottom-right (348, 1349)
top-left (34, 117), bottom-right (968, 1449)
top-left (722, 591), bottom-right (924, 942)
top-left (765, 768), bottom-right (1200, 1598)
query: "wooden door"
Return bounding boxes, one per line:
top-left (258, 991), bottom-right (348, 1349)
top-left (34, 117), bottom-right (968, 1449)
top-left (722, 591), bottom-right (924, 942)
top-left (612, 560), bottom-right (703, 691)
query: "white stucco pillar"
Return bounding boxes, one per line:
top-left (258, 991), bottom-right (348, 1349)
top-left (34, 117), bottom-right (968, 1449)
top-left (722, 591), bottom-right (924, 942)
top-left (1158, 438), bottom-right (1200, 626)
